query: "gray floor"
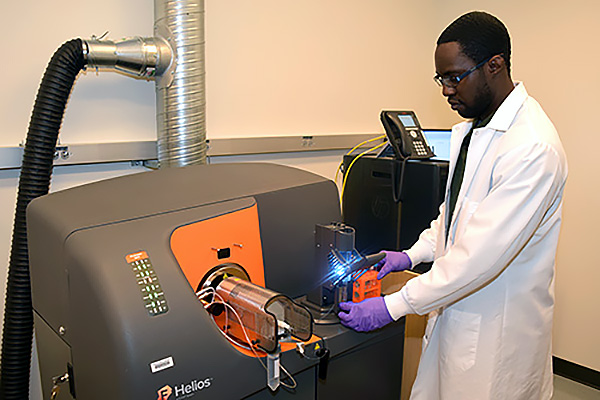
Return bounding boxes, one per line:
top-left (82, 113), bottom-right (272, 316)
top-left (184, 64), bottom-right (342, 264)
top-left (553, 375), bottom-right (599, 399)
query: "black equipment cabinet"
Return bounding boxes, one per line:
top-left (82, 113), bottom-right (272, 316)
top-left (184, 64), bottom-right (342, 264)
top-left (342, 156), bottom-right (448, 272)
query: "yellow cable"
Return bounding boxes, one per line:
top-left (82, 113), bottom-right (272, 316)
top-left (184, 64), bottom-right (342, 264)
top-left (335, 135), bottom-right (386, 185)
top-left (340, 141), bottom-right (386, 202)
top-left (347, 134), bottom-right (386, 155)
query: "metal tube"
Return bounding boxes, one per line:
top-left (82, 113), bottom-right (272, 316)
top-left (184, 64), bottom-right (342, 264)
top-left (154, 0), bottom-right (207, 167)
top-left (84, 37), bottom-right (172, 79)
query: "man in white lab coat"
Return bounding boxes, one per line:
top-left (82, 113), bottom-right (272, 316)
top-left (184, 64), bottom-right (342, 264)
top-left (337, 11), bottom-right (568, 400)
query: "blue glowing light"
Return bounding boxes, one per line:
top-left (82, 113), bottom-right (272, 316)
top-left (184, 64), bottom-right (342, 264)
top-left (326, 250), bottom-right (361, 286)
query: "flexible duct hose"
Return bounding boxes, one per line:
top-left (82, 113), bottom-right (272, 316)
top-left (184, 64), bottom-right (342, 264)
top-left (0, 39), bottom-right (85, 399)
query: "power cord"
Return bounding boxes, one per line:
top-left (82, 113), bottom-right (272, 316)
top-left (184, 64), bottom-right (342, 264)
top-left (391, 156), bottom-right (410, 203)
top-left (295, 337), bottom-right (329, 361)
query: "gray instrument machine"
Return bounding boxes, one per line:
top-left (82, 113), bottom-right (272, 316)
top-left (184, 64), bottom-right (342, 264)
top-left (29, 163), bottom-right (404, 400)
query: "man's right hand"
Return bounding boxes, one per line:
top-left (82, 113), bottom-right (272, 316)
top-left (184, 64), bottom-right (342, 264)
top-left (375, 251), bottom-right (412, 280)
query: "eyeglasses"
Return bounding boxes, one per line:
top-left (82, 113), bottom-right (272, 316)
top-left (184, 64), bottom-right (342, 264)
top-left (433, 55), bottom-right (493, 88)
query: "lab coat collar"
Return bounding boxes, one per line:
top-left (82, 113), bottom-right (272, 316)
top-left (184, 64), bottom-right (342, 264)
top-left (485, 82), bottom-right (528, 132)
top-left (446, 82), bottom-right (528, 197)
top-left (444, 84), bottom-right (528, 246)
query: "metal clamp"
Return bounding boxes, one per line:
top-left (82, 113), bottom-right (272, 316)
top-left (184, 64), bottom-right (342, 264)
top-left (83, 34), bottom-right (174, 84)
top-left (50, 372), bottom-right (69, 399)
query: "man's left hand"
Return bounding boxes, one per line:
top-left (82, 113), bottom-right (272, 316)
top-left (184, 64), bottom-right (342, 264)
top-left (337, 297), bottom-right (393, 332)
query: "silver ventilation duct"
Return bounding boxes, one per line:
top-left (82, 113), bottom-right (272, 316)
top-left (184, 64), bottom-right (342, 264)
top-left (84, 0), bottom-right (207, 167)
top-left (155, 0), bottom-right (207, 167)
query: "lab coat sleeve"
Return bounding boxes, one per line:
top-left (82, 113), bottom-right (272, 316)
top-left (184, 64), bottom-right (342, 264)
top-left (404, 203), bottom-right (444, 266)
top-left (385, 142), bottom-right (566, 318)
top-left (384, 205), bottom-right (443, 320)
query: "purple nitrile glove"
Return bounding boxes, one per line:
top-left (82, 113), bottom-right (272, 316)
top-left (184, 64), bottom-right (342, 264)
top-left (375, 251), bottom-right (412, 280)
top-left (337, 297), bottom-right (393, 332)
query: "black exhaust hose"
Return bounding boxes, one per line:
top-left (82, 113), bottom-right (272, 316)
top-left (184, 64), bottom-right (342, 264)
top-left (0, 39), bottom-right (85, 399)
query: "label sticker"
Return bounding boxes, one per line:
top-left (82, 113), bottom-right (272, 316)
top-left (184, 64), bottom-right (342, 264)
top-left (151, 356), bottom-right (175, 373)
top-left (125, 250), bottom-right (149, 263)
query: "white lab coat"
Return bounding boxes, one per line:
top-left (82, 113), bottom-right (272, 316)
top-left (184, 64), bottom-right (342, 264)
top-left (384, 83), bottom-right (568, 400)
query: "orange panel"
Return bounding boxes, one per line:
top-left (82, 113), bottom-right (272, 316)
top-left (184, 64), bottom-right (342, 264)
top-left (352, 270), bottom-right (381, 302)
top-left (170, 204), bottom-right (265, 292)
top-left (171, 204), bottom-right (310, 357)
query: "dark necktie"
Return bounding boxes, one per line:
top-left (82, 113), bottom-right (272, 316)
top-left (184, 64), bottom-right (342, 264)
top-left (446, 130), bottom-right (473, 239)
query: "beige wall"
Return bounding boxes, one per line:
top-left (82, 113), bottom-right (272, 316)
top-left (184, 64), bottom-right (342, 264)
top-left (0, 4), bottom-right (597, 398)
top-left (205, 1), bottom-right (458, 136)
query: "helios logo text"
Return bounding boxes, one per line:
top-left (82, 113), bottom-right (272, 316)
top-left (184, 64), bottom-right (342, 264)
top-left (157, 377), bottom-right (212, 399)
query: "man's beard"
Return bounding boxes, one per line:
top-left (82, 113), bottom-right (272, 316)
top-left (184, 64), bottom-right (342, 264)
top-left (457, 81), bottom-right (493, 119)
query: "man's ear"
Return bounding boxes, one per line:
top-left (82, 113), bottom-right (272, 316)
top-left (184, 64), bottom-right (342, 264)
top-left (487, 55), bottom-right (505, 76)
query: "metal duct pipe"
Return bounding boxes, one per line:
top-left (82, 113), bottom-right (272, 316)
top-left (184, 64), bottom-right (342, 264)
top-left (84, 36), bottom-right (173, 82)
top-left (154, 0), bottom-right (207, 167)
top-left (85, 0), bottom-right (207, 168)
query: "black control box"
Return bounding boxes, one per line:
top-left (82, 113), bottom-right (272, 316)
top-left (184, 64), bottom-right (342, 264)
top-left (342, 156), bottom-right (448, 272)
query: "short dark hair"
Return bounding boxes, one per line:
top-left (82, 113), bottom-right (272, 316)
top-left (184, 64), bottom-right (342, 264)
top-left (437, 11), bottom-right (511, 75)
